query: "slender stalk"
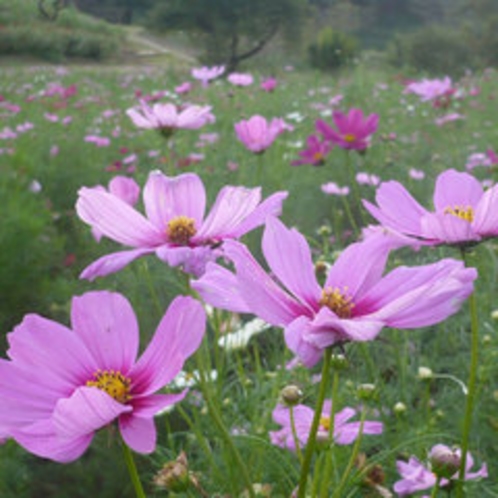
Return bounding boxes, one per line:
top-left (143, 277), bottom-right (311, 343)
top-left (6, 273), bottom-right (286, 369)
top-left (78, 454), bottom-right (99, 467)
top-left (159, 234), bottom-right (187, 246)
top-left (344, 150), bottom-right (366, 231)
top-left (457, 249), bottom-right (479, 497)
top-left (430, 476), bottom-right (442, 498)
top-left (297, 348), bottom-right (333, 498)
top-left (290, 406), bottom-right (304, 464)
top-left (331, 409), bottom-right (366, 498)
top-left (121, 440), bottom-right (147, 498)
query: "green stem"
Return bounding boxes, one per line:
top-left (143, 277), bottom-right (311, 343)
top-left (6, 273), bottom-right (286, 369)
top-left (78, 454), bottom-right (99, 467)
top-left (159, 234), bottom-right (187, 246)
top-left (121, 440), bottom-right (147, 498)
top-left (331, 409), bottom-right (366, 498)
top-left (297, 348), bottom-right (333, 498)
top-left (290, 406), bottom-right (304, 464)
top-left (457, 250), bottom-right (479, 498)
top-left (344, 150), bottom-right (366, 232)
top-left (431, 476), bottom-right (442, 498)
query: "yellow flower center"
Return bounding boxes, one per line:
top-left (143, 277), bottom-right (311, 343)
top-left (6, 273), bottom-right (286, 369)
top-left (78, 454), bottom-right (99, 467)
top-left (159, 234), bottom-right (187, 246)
top-left (319, 287), bottom-right (354, 318)
top-left (443, 205), bottom-right (474, 223)
top-left (86, 369), bottom-right (132, 404)
top-left (320, 416), bottom-right (331, 431)
top-left (343, 133), bottom-right (356, 143)
top-left (167, 216), bottom-right (197, 245)
top-left (312, 151), bottom-right (324, 163)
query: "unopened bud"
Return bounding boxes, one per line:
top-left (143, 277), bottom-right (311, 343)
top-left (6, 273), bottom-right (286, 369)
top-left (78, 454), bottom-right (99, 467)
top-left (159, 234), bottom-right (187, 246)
top-left (330, 353), bottom-right (348, 370)
top-left (280, 385), bottom-right (303, 407)
top-left (429, 445), bottom-right (461, 479)
top-left (417, 366), bottom-right (433, 380)
top-left (357, 383), bottom-right (377, 401)
top-left (393, 402), bottom-right (407, 415)
top-left (153, 452), bottom-right (190, 492)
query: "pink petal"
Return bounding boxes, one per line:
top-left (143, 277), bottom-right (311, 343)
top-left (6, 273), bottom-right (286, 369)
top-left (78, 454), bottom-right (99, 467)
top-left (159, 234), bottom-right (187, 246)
top-left (284, 316), bottom-right (324, 368)
top-left (12, 419), bottom-right (93, 463)
top-left (473, 185), bottom-right (498, 237)
top-left (130, 296), bottom-right (206, 395)
top-left (71, 291), bottom-right (139, 373)
top-left (119, 414), bottom-right (156, 454)
top-left (433, 170), bottom-right (483, 211)
top-left (195, 186), bottom-right (261, 240)
top-left (262, 217), bottom-right (321, 310)
top-left (53, 386), bottom-right (131, 439)
top-left (77, 188), bottom-right (163, 247)
top-left (80, 248), bottom-right (156, 281)
top-left (132, 392), bottom-right (187, 418)
top-left (420, 212), bottom-right (479, 243)
top-left (143, 171), bottom-right (206, 230)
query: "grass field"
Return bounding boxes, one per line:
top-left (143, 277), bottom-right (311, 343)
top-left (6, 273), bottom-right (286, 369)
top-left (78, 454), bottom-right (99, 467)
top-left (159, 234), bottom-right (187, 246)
top-left (1, 57), bottom-right (498, 497)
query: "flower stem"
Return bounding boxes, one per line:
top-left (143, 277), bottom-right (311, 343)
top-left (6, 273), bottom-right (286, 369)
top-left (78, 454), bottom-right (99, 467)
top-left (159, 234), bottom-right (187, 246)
top-left (457, 249), bottom-right (479, 497)
top-left (431, 476), bottom-right (442, 498)
top-left (331, 408), bottom-right (366, 498)
top-left (121, 440), bottom-right (147, 498)
top-left (297, 348), bottom-right (333, 498)
top-left (290, 406), bottom-right (304, 464)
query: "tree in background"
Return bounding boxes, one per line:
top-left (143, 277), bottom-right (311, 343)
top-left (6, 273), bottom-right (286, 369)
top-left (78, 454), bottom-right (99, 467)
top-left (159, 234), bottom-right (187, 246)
top-left (146, 0), bottom-right (307, 72)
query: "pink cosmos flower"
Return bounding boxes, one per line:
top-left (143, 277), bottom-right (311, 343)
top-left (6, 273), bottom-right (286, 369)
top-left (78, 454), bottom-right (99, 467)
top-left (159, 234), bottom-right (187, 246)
top-left (260, 77), bottom-right (277, 92)
top-left (227, 73), bottom-right (254, 87)
top-left (84, 135), bottom-right (111, 147)
top-left (270, 400), bottom-right (383, 452)
top-left (363, 169), bottom-right (498, 246)
top-left (175, 82), bottom-right (192, 94)
top-left (487, 148), bottom-right (498, 165)
top-left (316, 108), bottom-right (379, 151)
top-left (291, 135), bottom-right (332, 166)
top-left (0, 291), bottom-right (205, 462)
top-left (321, 182), bottom-right (350, 196)
top-left (191, 65), bottom-right (225, 87)
top-left (356, 172), bottom-right (380, 186)
top-left (126, 102), bottom-right (215, 135)
top-left (434, 112), bottom-right (464, 127)
top-left (404, 76), bottom-right (454, 102)
top-left (234, 115), bottom-right (289, 153)
top-left (394, 445), bottom-right (487, 496)
top-left (76, 171), bottom-right (287, 279)
top-left (192, 217), bottom-right (476, 367)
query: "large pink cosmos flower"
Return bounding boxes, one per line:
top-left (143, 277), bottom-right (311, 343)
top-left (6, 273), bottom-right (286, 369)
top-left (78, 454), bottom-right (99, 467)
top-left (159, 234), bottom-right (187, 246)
top-left (316, 108), bottom-right (379, 151)
top-left (363, 169), bottom-right (498, 247)
top-left (394, 445), bottom-right (487, 496)
top-left (234, 115), bottom-right (290, 153)
top-left (192, 217), bottom-right (476, 367)
top-left (0, 291), bottom-right (205, 462)
top-left (270, 400), bottom-right (382, 452)
top-left (126, 102), bottom-right (215, 136)
top-left (191, 65), bottom-right (225, 87)
top-left (77, 171), bottom-right (287, 279)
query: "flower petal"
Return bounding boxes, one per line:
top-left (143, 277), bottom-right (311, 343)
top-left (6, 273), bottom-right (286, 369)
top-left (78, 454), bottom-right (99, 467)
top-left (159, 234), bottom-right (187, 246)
top-left (473, 185), bottom-right (498, 237)
top-left (80, 248), bottom-right (156, 281)
top-left (420, 212), bottom-right (479, 243)
top-left (77, 187), bottom-right (163, 247)
top-left (433, 169), bottom-right (483, 211)
top-left (119, 414), bottom-right (156, 454)
top-left (143, 171), bottom-right (206, 230)
top-left (53, 386), bottom-right (131, 439)
top-left (130, 296), bottom-right (206, 395)
top-left (71, 291), bottom-right (139, 373)
top-left (262, 217), bottom-right (321, 311)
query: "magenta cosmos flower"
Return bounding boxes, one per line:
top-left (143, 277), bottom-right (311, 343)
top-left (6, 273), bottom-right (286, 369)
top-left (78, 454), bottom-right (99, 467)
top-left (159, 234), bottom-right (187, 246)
top-left (126, 101), bottom-right (215, 136)
top-left (316, 108), bottom-right (379, 151)
top-left (394, 445), bottom-right (487, 496)
top-left (0, 291), bottom-right (205, 462)
top-left (77, 171), bottom-right (287, 279)
top-left (260, 77), bottom-right (277, 92)
top-left (291, 134), bottom-right (332, 166)
top-left (270, 400), bottom-right (382, 452)
top-left (191, 65), bottom-right (225, 87)
top-left (192, 217), bottom-right (476, 367)
top-left (363, 169), bottom-right (498, 247)
top-left (234, 115), bottom-right (289, 153)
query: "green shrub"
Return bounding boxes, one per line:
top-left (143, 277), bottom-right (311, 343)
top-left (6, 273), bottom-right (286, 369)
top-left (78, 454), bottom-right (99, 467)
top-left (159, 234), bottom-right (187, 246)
top-left (308, 27), bottom-right (359, 71)
top-left (387, 25), bottom-right (480, 77)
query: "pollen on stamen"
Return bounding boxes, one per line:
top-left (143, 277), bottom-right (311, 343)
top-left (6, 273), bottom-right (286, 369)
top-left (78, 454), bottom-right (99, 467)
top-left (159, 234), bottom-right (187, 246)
top-left (167, 216), bottom-right (197, 245)
top-left (86, 369), bottom-right (132, 404)
top-left (320, 416), bottom-right (331, 431)
top-left (319, 286), bottom-right (354, 319)
top-left (343, 133), bottom-right (356, 143)
top-left (443, 205), bottom-right (474, 223)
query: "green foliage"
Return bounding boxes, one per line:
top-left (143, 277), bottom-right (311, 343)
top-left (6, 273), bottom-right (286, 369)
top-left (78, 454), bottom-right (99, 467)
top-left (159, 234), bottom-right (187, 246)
top-left (387, 25), bottom-right (480, 77)
top-left (308, 27), bottom-right (359, 71)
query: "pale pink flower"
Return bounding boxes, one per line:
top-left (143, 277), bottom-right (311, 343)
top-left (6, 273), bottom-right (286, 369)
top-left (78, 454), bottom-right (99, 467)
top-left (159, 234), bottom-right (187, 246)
top-left (409, 168), bottom-right (425, 180)
top-left (321, 182), bottom-right (350, 196)
top-left (84, 135), bottom-right (111, 147)
top-left (356, 172), bottom-right (380, 186)
top-left (434, 113), bottom-right (464, 127)
top-left (234, 115), bottom-right (288, 153)
top-left (227, 73), bottom-right (254, 87)
top-left (127, 102), bottom-right (215, 135)
top-left (191, 65), bottom-right (225, 87)
top-left (175, 82), bottom-right (192, 94)
top-left (404, 77), bottom-right (454, 102)
top-left (260, 77), bottom-right (277, 92)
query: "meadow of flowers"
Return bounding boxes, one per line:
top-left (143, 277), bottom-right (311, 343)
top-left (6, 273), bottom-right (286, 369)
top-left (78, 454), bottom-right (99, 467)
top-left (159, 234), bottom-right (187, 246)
top-left (1, 61), bottom-right (498, 498)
